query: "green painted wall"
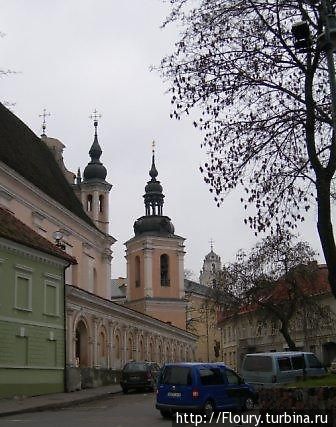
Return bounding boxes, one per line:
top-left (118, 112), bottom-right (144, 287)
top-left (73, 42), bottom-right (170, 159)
top-left (0, 244), bottom-right (66, 397)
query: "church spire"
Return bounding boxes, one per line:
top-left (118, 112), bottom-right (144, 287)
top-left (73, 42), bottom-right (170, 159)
top-left (83, 110), bottom-right (107, 181)
top-left (144, 142), bottom-right (164, 216)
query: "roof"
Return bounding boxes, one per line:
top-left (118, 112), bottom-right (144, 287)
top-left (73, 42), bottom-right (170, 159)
top-left (0, 207), bottom-right (77, 264)
top-left (0, 103), bottom-right (95, 229)
top-left (162, 362), bottom-right (230, 368)
top-left (218, 265), bottom-right (331, 323)
top-left (111, 277), bottom-right (127, 298)
top-left (184, 279), bottom-right (211, 297)
top-left (245, 352), bottom-right (315, 357)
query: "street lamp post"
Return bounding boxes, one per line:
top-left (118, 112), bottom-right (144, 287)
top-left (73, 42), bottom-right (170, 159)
top-left (292, 0), bottom-right (336, 130)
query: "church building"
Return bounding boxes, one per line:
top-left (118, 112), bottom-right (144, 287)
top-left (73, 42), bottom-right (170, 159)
top-left (0, 103), bottom-right (196, 395)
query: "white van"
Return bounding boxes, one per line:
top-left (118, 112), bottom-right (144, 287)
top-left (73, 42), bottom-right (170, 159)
top-left (241, 352), bottom-right (325, 386)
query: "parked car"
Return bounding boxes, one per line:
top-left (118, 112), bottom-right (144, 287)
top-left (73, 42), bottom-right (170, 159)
top-left (156, 362), bottom-right (257, 419)
top-left (241, 351), bottom-right (325, 386)
top-left (120, 361), bottom-right (160, 393)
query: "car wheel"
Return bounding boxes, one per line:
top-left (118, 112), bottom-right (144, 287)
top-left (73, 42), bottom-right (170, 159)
top-left (203, 400), bottom-right (215, 419)
top-left (160, 409), bottom-right (171, 419)
top-left (122, 386), bottom-right (128, 394)
top-left (244, 397), bottom-right (254, 411)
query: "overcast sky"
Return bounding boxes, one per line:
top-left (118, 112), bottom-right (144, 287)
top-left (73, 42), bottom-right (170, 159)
top-left (0, 0), bottom-right (332, 280)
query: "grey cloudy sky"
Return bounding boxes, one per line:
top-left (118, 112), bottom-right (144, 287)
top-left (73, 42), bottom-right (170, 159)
top-left (0, 0), bottom-right (330, 280)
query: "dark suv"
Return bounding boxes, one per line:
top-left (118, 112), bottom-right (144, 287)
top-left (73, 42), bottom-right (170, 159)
top-left (120, 361), bottom-right (160, 393)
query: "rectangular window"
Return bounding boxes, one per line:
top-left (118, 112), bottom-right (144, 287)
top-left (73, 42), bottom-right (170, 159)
top-left (15, 273), bottom-right (32, 311)
top-left (278, 356), bottom-right (292, 371)
top-left (243, 355), bottom-right (272, 372)
top-left (161, 366), bottom-right (192, 385)
top-left (307, 353), bottom-right (323, 369)
top-left (44, 280), bottom-right (59, 316)
top-left (292, 355), bottom-right (305, 370)
top-left (199, 368), bottom-right (223, 386)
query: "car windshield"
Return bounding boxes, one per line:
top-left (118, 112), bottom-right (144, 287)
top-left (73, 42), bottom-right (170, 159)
top-left (124, 363), bottom-right (147, 372)
top-left (161, 366), bottom-right (192, 385)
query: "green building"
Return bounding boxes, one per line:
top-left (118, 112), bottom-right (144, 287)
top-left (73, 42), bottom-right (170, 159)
top-left (0, 207), bottom-right (76, 397)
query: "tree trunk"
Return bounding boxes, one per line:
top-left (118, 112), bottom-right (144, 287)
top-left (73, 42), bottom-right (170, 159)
top-left (279, 322), bottom-right (297, 351)
top-left (316, 175), bottom-right (336, 299)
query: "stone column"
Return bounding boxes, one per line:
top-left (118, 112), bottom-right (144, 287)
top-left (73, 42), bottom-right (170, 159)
top-left (66, 308), bottom-right (76, 366)
top-left (93, 190), bottom-right (99, 225)
top-left (177, 249), bottom-right (185, 299)
top-left (92, 316), bottom-right (99, 368)
top-left (143, 244), bottom-right (153, 297)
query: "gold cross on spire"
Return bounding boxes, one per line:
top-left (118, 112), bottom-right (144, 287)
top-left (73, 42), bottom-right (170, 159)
top-left (39, 108), bottom-right (51, 135)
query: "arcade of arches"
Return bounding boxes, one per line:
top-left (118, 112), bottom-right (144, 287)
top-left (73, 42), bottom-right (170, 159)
top-left (67, 285), bottom-right (196, 370)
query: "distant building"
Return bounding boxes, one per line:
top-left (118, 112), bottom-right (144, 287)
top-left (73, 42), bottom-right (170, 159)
top-left (199, 245), bottom-right (221, 287)
top-left (0, 207), bottom-right (75, 397)
top-left (185, 279), bottom-right (221, 362)
top-left (217, 265), bottom-right (336, 371)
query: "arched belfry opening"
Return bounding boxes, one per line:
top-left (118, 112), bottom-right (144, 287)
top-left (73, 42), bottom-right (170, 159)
top-left (87, 194), bottom-right (93, 212)
top-left (99, 194), bottom-right (104, 213)
top-left (160, 254), bottom-right (170, 286)
top-left (75, 320), bottom-right (89, 367)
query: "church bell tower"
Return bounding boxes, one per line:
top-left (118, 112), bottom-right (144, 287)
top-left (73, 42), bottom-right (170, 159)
top-left (78, 111), bottom-right (112, 234)
top-left (125, 145), bottom-right (186, 329)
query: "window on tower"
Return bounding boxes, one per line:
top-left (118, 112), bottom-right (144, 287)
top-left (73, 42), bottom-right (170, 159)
top-left (99, 195), bottom-right (104, 212)
top-left (160, 254), bottom-right (170, 286)
top-left (87, 195), bottom-right (93, 212)
top-left (135, 256), bottom-right (141, 287)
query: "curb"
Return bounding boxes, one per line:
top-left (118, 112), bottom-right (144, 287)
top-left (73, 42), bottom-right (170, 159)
top-left (0, 389), bottom-right (122, 418)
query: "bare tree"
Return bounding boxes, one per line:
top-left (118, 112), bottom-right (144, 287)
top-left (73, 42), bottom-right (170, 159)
top-left (160, 0), bottom-right (336, 297)
top-left (211, 231), bottom-right (330, 350)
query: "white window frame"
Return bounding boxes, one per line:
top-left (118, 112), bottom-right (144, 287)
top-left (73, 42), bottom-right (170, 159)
top-left (43, 279), bottom-right (60, 317)
top-left (14, 272), bottom-right (32, 312)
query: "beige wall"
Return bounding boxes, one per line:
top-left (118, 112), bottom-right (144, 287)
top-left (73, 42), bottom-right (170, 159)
top-left (219, 292), bottom-right (336, 371)
top-left (186, 293), bottom-right (221, 362)
top-left (125, 234), bottom-right (186, 329)
top-left (0, 162), bottom-right (113, 299)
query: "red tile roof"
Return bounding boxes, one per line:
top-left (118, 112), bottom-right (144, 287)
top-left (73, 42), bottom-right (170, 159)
top-left (0, 207), bottom-right (77, 264)
top-left (217, 265), bottom-right (330, 323)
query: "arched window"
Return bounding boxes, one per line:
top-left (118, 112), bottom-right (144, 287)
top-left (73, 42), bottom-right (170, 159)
top-left (75, 320), bottom-right (89, 367)
top-left (135, 256), bottom-right (140, 287)
top-left (98, 328), bottom-right (107, 367)
top-left (160, 254), bottom-right (170, 286)
top-left (139, 339), bottom-right (144, 360)
top-left (87, 195), bottom-right (93, 212)
top-left (115, 334), bottom-right (121, 360)
top-left (128, 337), bottom-right (133, 361)
top-left (99, 195), bottom-right (104, 212)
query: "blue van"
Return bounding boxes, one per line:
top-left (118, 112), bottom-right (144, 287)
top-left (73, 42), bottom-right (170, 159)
top-left (241, 352), bottom-right (325, 386)
top-left (156, 362), bottom-right (257, 418)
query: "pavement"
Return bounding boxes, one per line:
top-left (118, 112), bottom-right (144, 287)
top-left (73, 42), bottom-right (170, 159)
top-left (0, 384), bottom-right (122, 418)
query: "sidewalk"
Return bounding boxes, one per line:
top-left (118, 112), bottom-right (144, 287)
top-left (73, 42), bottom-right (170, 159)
top-left (0, 384), bottom-right (122, 418)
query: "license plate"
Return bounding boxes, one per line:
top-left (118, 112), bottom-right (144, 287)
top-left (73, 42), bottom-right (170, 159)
top-left (130, 376), bottom-right (140, 381)
top-left (167, 392), bottom-right (181, 397)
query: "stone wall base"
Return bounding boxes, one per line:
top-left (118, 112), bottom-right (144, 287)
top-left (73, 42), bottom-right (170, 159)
top-left (66, 367), bottom-right (121, 392)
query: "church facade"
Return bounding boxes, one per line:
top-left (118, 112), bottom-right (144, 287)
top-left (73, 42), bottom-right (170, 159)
top-left (0, 103), bottom-right (196, 395)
